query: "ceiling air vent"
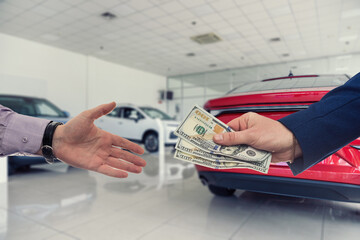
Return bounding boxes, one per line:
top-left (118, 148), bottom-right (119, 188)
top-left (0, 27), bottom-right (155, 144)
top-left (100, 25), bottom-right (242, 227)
top-left (190, 32), bottom-right (222, 45)
top-left (269, 37), bottom-right (281, 42)
top-left (101, 12), bottom-right (117, 20)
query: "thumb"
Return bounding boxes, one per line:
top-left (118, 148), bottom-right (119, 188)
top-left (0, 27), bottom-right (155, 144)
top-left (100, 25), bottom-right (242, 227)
top-left (213, 130), bottom-right (254, 146)
top-left (84, 102), bottom-right (116, 120)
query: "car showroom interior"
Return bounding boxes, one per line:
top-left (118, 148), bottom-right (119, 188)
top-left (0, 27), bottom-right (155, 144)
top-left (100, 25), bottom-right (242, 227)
top-left (0, 0), bottom-right (360, 239)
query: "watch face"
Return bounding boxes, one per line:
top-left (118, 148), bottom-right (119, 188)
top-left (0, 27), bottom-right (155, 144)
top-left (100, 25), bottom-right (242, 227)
top-left (41, 145), bottom-right (56, 164)
top-left (42, 146), bottom-right (52, 155)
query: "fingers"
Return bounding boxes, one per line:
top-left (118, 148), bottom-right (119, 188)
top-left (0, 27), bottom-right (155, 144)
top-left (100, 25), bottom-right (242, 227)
top-left (213, 129), bottom-right (254, 146)
top-left (112, 134), bottom-right (145, 155)
top-left (95, 148), bottom-right (145, 178)
top-left (97, 164), bottom-right (128, 178)
top-left (214, 112), bottom-right (260, 145)
top-left (83, 102), bottom-right (116, 120)
top-left (227, 118), bottom-right (244, 131)
top-left (106, 157), bottom-right (143, 173)
top-left (227, 112), bottom-right (255, 131)
top-left (96, 155), bottom-right (143, 178)
top-left (110, 147), bottom-right (146, 166)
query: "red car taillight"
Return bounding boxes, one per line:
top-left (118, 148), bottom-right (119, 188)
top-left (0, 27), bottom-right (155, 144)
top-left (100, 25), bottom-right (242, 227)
top-left (335, 145), bottom-right (360, 169)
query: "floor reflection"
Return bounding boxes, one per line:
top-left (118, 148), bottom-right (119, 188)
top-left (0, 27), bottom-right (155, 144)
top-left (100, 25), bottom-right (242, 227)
top-left (1, 148), bottom-right (359, 240)
top-left (11, 168), bottom-right (95, 220)
top-left (142, 149), bottom-right (196, 180)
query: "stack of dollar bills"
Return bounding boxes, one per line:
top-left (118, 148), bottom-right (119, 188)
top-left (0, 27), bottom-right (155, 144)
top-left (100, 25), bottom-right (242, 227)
top-left (173, 105), bottom-right (271, 174)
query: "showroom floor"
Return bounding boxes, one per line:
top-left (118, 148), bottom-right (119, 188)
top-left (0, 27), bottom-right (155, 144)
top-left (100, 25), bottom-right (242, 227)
top-left (1, 149), bottom-right (360, 240)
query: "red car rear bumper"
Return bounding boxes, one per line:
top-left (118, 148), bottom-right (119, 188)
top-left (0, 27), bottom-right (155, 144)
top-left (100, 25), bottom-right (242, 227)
top-left (197, 169), bottom-right (360, 202)
top-left (196, 151), bottom-right (360, 202)
top-left (197, 153), bottom-right (360, 185)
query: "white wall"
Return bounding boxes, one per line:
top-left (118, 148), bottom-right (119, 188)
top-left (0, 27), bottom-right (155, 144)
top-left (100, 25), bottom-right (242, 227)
top-left (0, 33), bottom-right (166, 116)
top-left (0, 33), bottom-right (87, 115)
top-left (87, 57), bottom-right (166, 111)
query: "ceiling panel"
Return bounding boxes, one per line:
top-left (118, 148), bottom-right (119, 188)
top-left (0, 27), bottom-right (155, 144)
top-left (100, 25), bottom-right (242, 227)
top-left (0, 0), bottom-right (359, 76)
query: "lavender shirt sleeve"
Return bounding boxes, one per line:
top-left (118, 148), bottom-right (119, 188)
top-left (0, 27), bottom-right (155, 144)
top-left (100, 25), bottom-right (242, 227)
top-left (0, 105), bottom-right (50, 156)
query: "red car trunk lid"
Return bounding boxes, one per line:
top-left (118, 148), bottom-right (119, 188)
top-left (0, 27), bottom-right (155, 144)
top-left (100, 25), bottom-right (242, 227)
top-left (204, 89), bottom-right (332, 110)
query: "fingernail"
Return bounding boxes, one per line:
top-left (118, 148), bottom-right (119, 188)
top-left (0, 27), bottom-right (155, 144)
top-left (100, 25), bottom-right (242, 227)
top-left (214, 134), bottom-right (223, 141)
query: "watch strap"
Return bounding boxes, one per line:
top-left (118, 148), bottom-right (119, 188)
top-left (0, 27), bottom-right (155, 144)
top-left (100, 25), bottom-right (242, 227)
top-left (42, 121), bottom-right (63, 164)
top-left (42, 121), bottom-right (63, 147)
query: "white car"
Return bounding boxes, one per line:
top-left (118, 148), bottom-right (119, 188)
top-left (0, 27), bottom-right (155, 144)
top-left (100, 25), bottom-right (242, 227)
top-left (95, 104), bottom-right (179, 152)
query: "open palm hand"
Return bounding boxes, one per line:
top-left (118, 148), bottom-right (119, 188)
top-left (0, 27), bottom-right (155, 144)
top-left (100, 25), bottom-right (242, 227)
top-left (52, 102), bottom-right (146, 178)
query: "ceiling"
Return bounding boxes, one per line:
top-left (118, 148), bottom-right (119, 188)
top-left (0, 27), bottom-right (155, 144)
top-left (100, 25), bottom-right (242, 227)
top-left (0, 0), bottom-right (359, 76)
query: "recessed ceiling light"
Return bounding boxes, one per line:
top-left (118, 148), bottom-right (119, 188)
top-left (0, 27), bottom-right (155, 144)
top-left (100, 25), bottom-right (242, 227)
top-left (269, 37), bottom-right (281, 42)
top-left (336, 67), bottom-right (349, 71)
top-left (101, 12), bottom-right (117, 20)
top-left (191, 33), bottom-right (222, 45)
top-left (341, 9), bottom-right (360, 18)
top-left (186, 52), bottom-right (195, 57)
top-left (339, 35), bottom-right (358, 42)
top-left (336, 55), bottom-right (352, 60)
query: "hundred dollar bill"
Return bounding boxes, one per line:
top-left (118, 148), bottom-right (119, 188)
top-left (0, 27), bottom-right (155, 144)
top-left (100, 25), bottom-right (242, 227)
top-left (175, 139), bottom-right (271, 172)
top-left (174, 150), bottom-right (269, 174)
top-left (174, 105), bottom-right (271, 162)
top-left (176, 138), bottom-right (242, 163)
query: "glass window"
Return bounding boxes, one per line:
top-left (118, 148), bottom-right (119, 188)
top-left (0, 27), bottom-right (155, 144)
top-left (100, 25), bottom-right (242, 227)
top-left (0, 96), bottom-right (28, 114)
top-left (139, 107), bottom-right (172, 120)
top-left (183, 87), bottom-right (204, 97)
top-left (34, 99), bottom-right (64, 117)
top-left (0, 96), bottom-right (38, 116)
top-left (172, 88), bottom-right (181, 99)
top-left (168, 78), bottom-right (182, 88)
top-left (122, 108), bottom-right (144, 120)
top-left (20, 102), bottom-right (37, 116)
top-left (108, 108), bottom-right (120, 117)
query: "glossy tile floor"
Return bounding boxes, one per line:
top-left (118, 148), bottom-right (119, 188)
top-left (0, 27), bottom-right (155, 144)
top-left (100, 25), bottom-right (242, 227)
top-left (1, 149), bottom-right (360, 240)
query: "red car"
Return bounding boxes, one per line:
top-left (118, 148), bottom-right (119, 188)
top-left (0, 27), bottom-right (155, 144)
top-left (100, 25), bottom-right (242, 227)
top-left (198, 74), bottom-right (360, 202)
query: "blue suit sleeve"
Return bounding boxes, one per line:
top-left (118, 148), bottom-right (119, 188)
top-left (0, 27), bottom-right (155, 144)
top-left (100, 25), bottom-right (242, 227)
top-left (278, 72), bottom-right (360, 175)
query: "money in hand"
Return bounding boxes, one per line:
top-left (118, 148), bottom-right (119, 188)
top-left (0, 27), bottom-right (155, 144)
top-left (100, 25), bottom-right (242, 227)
top-left (174, 150), bottom-right (270, 173)
top-left (173, 105), bottom-right (271, 174)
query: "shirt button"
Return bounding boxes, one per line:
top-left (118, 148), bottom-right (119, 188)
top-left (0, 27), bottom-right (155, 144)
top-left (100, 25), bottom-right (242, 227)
top-left (22, 137), bottom-right (28, 143)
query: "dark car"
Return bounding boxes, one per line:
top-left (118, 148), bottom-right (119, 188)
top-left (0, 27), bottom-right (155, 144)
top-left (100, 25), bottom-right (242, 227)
top-left (0, 94), bottom-right (70, 174)
top-left (198, 74), bottom-right (360, 203)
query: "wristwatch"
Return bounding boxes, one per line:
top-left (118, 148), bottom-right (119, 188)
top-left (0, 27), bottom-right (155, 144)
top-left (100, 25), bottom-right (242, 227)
top-left (41, 121), bottom-right (63, 164)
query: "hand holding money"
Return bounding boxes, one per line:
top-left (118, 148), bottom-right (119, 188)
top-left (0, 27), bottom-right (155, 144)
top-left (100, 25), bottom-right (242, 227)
top-left (173, 106), bottom-right (271, 174)
top-left (212, 112), bottom-right (301, 164)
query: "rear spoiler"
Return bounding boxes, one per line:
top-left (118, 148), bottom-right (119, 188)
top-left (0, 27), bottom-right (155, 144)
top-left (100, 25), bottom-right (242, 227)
top-left (209, 105), bottom-right (309, 117)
